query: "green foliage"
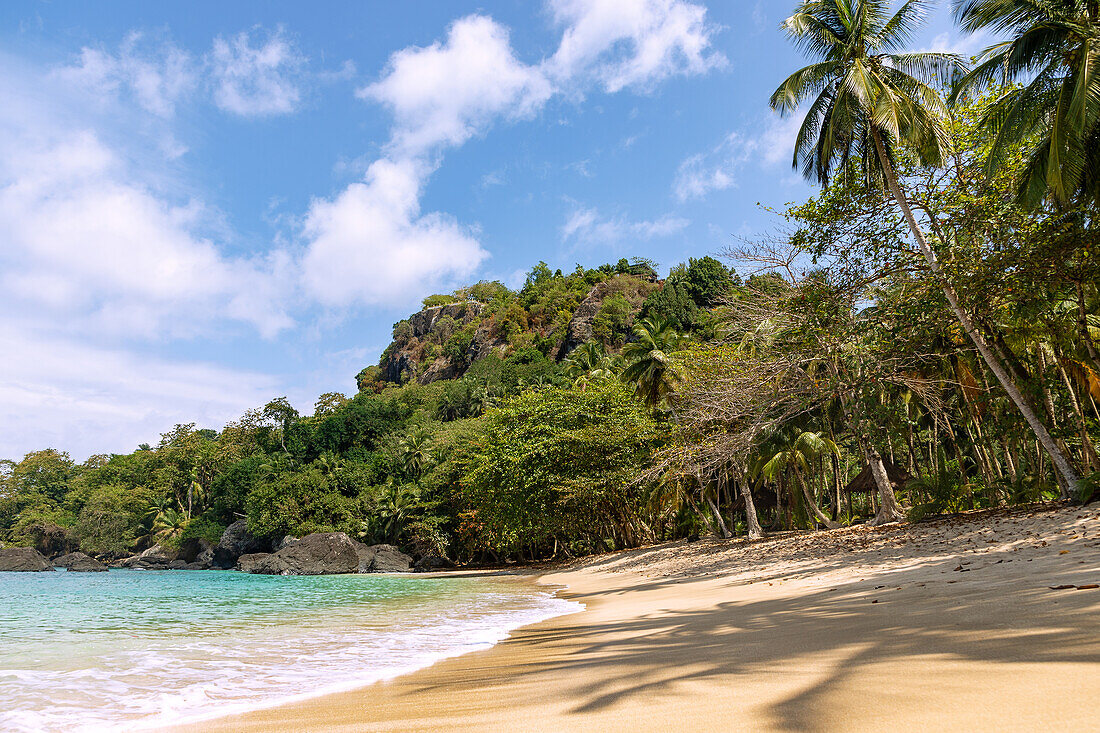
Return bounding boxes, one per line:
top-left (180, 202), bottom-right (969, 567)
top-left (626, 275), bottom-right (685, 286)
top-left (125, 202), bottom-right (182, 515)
top-left (422, 294), bottom-right (457, 308)
top-left (593, 293), bottom-right (633, 343)
top-left (246, 468), bottom-right (359, 539)
top-left (179, 516), bottom-right (227, 546)
top-left (461, 381), bottom-right (662, 556)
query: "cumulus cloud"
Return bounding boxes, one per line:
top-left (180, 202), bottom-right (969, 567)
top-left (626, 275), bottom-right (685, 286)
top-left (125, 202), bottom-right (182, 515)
top-left (547, 0), bottom-right (725, 92)
top-left (561, 203), bottom-right (688, 245)
top-left (306, 2), bottom-right (721, 308)
top-left (0, 61), bottom-right (293, 339)
top-left (301, 158), bottom-right (487, 306)
top-left (359, 15), bottom-right (552, 156)
top-left (56, 31), bottom-right (196, 118)
top-left (210, 27), bottom-right (306, 117)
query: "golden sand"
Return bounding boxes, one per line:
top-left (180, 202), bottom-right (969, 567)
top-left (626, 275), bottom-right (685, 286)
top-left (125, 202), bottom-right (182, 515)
top-left (177, 504), bottom-right (1100, 732)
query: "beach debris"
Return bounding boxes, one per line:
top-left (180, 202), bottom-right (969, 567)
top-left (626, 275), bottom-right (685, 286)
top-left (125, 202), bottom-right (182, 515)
top-left (1049, 585), bottom-right (1075, 590)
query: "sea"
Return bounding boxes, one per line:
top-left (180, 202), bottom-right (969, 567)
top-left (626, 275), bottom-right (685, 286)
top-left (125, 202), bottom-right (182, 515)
top-left (0, 568), bottom-right (581, 732)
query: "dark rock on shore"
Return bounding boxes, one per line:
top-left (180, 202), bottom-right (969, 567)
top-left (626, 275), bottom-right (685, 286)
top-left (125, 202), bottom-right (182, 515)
top-left (52, 552), bottom-right (108, 572)
top-left (237, 533), bottom-right (413, 575)
top-left (119, 544), bottom-right (179, 569)
top-left (242, 532), bottom-right (361, 575)
top-left (361, 543), bottom-right (413, 573)
top-left (213, 519), bottom-right (270, 568)
top-left (0, 547), bottom-right (55, 571)
top-left (413, 554), bottom-right (456, 572)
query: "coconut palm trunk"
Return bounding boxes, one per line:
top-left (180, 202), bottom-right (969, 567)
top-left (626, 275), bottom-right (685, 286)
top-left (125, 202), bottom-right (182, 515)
top-left (792, 467), bottom-right (839, 529)
top-left (871, 128), bottom-right (1080, 497)
top-left (738, 479), bottom-right (764, 539)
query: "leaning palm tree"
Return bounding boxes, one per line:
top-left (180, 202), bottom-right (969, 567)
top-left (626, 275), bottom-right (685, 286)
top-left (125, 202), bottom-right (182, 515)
top-left (621, 317), bottom-right (685, 407)
top-left (951, 0), bottom-right (1100, 208)
top-left (772, 0), bottom-right (1080, 499)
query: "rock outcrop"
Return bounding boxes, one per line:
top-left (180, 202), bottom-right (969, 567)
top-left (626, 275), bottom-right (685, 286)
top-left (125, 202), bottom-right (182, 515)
top-left (237, 532), bottom-right (412, 575)
top-left (413, 554), bottom-right (456, 572)
top-left (381, 301), bottom-right (502, 385)
top-left (239, 532), bottom-right (360, 575)
top-left (213, 519), bottom-right (270, 568)
top-left (52, 552), bottom-right (108, 572)
top-left (119, 544), bottom-right (179, 569)
top-left (0, 547), bottom-right (55, 571)
top-left (358, 543), bottom-right (413, 573)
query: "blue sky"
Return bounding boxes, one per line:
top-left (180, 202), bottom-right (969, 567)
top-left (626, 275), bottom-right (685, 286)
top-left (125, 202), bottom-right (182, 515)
top-left (0, 1), bottom-right (986, 460)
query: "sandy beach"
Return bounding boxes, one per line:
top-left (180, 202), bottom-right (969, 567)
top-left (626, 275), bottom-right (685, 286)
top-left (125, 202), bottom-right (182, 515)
top-left (183, 503), bottom-right (1100, 732)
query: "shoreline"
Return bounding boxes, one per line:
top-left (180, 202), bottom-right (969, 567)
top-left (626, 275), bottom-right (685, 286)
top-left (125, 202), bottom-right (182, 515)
top-left (173, 503), bottom-right (1100, 732)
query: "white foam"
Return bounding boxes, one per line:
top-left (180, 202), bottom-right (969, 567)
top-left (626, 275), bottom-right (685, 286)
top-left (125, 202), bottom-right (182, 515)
top-left (0, 580), bottom-right (582, 733)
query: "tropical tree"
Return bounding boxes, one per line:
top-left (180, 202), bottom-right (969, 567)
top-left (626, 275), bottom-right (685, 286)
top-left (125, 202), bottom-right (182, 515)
top-left (153, 506), bottom-right (188, 542)
top-left (563, 340), bottom-right (619, 389)
top-left (621, 317), bottom-right (685, 407)
top-left (754, 430), bottom-right (841, 529)
top-left (951, 0), bottom-right (1100, 208)
top-left (772, 0), bottom-right (1080, 499)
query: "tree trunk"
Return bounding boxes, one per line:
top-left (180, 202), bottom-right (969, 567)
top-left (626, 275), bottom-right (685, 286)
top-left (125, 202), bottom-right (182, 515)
top-left (738, 479), bottom-right (764, 539)
top-left (866, 446), bottom-right (905, 525)
top-left (871, 129), bottom-right (1080, 498)
top-left (705, 494), bottom-right (731, 539)
top-left (793, 468), bottom-right (839, 529)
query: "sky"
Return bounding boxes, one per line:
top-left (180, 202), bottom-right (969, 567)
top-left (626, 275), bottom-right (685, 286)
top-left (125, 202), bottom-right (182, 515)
top-left (0, 1), bottom-right (987, 461)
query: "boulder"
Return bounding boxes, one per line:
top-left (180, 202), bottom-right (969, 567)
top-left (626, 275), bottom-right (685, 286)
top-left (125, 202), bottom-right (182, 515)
top-left (52, 552), bottom-right (108, 572)
top-left (275, 535), bottom-right (299, 551)
top-left (413, 554), bottom-right (456, 573)
top-left (0, 547), bottom-right (55, 572)
top-left (213, 519), bottom-right (270, 568)
top-left (236, 552), bottom-right (272, 573)
top-left (119, 544), bottom-right (178, 569)
top-left (361, 544), bottom-right (414, 573)
top-left (236, 533), bottom-right (414, 576)
top-left (242, 533), bottom-right (361, 576)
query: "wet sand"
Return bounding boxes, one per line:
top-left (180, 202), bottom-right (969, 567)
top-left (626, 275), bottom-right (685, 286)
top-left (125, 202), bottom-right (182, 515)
top-left (180, 503), bottom-right (1100, 732)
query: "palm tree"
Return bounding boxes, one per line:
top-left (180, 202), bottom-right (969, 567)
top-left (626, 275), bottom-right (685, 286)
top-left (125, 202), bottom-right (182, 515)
top-left (153, 506), bottom-right (187, 542)
top-left (621, 317), bottom-right (685, 407)
top-left (951, 0), bottom-right (1100, 208)
top-left (755, 430), bottom-right (841, 529)
top-left (397, 427), bottom-right (432, 482)
top-left (772, 0), bottom-right (1080, 498)
top-left (563, 340), bottom-right (619, 389)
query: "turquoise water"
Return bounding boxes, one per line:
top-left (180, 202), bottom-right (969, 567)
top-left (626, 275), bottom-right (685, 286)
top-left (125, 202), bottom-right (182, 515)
top-left (0, 569), bottom-right (580, 732)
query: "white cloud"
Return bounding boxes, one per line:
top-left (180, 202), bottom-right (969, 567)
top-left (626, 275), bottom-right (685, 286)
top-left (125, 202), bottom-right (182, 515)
top-left (0, 59), bottom-right (293, 339)
top-left (562, 203), bottom-right (688, 244)
top-left (0, 322), bottom-right (281, 461)
top-left (305, 3), bottom-right (722, 310)
top-left (359, 15), bottom-right (552, 156)
top-left (210, 27), bottom-right (306, 117)
top-left (301, 158), bottom-right (487, 306)
top-left (674, 111), bottom-right (806, 201)
top-left (56, 31), bottom-right (196, 118)
top-left (673, 131), bottom-right (755, 201)
top-left (547, 0), bottom-right (725, 93)
top-left (759, 109), bottom-right (804, 168)
top-left (927, 29), bottom-right (994, 60)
